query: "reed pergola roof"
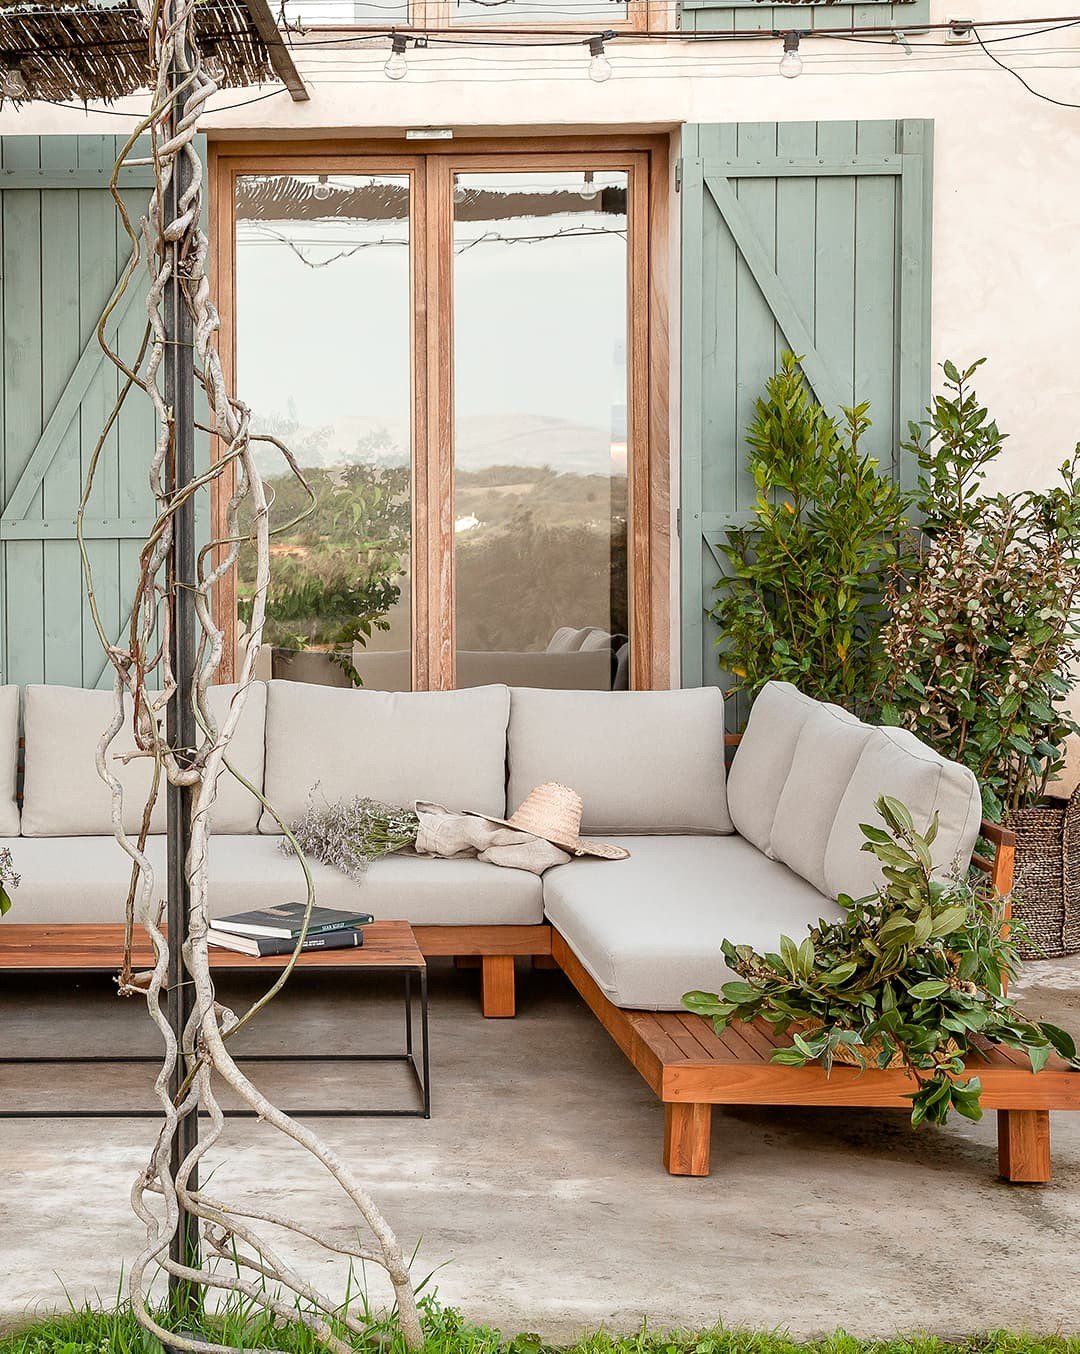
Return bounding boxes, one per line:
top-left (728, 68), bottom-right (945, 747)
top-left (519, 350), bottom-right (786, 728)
top-left (0, 0), bottom-right (306, 105)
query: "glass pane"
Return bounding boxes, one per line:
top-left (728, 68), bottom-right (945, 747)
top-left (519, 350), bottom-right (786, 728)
top-left (453, 170), bottom-right (629, 691)
top-left (235, 172), bottom-right (413, 691)
top-left (450, 0), bottom-right (627, 22)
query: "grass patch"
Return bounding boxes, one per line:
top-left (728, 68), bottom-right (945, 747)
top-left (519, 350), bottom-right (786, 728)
top-left (1, 1300), bottom-right (1078, 1354)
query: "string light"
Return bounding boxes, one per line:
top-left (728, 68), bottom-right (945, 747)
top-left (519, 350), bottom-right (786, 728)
top-left (383, 32), bottom-right (407, 78)
top-left (313, 173), bottom-right (333, 199)
top-left (587, 30), bottom-right (612, 81)
top-left (11, 12), bottom-right (1080, 108)
top-left (577, 169), bottom-right (599, 200)
top-left (778, 30), bottom-right (803, 79)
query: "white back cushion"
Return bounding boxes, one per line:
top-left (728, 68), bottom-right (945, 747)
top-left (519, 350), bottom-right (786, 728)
top-left (22, 683), bottom-right (267, 837)
top-left (729, 681), bottom-right (983, 900)
top-left (259, 682), bottom-right (511, 832)
top-left (824, 727), bottom-right (982, 899)
top-left (0, 686), bottom-right (19, 835)
top-left (769, 705), bottom-right (876, 895)
top-left (507, 686), bottom-right (732, 835)
top-left (726, 682), bottom-right (818, 853)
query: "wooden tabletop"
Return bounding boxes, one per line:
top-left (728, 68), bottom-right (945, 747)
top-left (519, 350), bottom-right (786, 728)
top-left (0, 920), bottom-right (425, 973)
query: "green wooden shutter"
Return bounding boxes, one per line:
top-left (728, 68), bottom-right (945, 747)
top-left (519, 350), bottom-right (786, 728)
top-left (679, 118), bottom-right (933, 694)
top-left (681, 1), bottom-right (930, 33)
top-left (0, 134), bottom-right (205, 689)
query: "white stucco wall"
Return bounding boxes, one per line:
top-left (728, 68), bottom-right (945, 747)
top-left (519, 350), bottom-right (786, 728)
top-left (3, 0), bottom-right (1076, 485)
top-left (1, 0), bottom-right (1077, 771)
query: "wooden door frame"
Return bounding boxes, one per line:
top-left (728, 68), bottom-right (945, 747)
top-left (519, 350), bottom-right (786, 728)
top-left (209, 133), bottom-right (671, 689)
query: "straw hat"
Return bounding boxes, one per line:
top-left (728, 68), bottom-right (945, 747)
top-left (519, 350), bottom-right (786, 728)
top-left (481, 782), bottom-right (630, 860)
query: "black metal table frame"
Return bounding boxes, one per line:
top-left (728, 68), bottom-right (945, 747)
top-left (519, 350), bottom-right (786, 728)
top-left (1, 964), bottom-right (430, 1120)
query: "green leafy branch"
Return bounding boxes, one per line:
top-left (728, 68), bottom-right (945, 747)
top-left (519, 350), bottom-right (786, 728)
top-left (709, 352), bottom-right (910, 716)
top-left (684, 795), bottom-right (1079, 1126)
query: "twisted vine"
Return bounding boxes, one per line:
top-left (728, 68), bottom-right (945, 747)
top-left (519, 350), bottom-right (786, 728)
top-left (76, 2), bottom-right (423, 1346)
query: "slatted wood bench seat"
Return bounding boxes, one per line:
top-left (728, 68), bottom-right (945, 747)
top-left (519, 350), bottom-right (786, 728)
top-left (552, 930), bottom-right (1080, 1182)
top-left (549, 819), bottom-right (1080, 1183)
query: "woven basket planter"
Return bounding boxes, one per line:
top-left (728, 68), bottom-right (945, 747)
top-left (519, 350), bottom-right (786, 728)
top-left (1007, 784), bottom-right (1080, 959)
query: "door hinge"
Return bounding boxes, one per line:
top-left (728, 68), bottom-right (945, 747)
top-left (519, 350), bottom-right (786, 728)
top-left (676, 507), bottom-right (682, 537)
top-left (675, 161), bottom-right (682, 193)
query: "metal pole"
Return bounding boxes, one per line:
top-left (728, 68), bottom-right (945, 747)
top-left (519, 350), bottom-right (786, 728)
top-left (164, 46), bottom-right (201, 1306)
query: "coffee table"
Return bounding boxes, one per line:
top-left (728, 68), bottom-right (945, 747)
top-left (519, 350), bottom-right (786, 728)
top-left (0, 919), bottom-right (430, 1120)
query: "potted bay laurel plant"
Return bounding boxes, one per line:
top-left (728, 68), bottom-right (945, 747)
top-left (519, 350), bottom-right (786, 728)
top-left (684, 797), bottom-right (1079, 1125)
top-left (709, 352), bottom-right (909, 718)
top-left (880, 359), bottom-right (1080, 957)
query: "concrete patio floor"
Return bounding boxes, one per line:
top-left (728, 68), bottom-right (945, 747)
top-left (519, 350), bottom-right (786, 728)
top-left (2, 956), bottom-right (1080, 1342)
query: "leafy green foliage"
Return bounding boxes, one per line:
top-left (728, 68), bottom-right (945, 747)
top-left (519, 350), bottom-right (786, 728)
top-left (880, 359), bottom-right (1080, 818)
top-left (709, 354), bottom-right (909, 715)
top-left (684, 796), bottom-right (1079, 1126)
top-left (238, 456), bottom-right (411, 686)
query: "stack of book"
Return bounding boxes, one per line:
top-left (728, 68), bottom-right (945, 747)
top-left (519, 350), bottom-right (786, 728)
top-left (207, 902), bottom-right (374, 957)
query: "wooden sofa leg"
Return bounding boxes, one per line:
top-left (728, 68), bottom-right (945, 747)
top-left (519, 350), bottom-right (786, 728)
top-left (481, 955), bottom-right (515, 1018)
top-left (663, 1102), bottom-right (712, 1177)
top-left (998, 1109), bottom-right (1051, 1183)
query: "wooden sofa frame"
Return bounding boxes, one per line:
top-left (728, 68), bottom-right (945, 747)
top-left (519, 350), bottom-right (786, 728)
top-left (6, 744), bottom-right (1076, 1181)
top-left (442, 808), bottom-right (1080, 1184)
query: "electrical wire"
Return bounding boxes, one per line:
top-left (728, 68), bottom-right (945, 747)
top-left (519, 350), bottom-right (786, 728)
top-left (972, 22), bottom-right (1080, 108)
top-left (35, 85), bottom-right (292, 115)
top-left (832, 18), bottom-right (1080, 49)
top-left (16, 12), bottom-right (1080, 109)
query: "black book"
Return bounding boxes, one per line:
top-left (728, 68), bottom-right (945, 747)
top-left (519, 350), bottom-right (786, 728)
top-left (212, 902), bottom-right (374, 940)
top-left (208, 927), bottom-right (365, 958)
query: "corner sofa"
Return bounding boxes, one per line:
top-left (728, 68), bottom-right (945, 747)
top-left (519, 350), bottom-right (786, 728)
top-left (10, 677), bottom-right (1068, 1181)
top-left (5, 677), bottom-right (983, 1015)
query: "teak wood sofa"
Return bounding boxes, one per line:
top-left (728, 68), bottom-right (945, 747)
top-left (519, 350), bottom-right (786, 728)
top-left (3, 679), bottom-right (1078, 1181)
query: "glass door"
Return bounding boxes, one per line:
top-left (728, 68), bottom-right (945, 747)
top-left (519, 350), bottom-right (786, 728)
top-left (452, 169), bottom-right (631, 691)
top-left (234, 165), bottom-right (417, 690)
top-left (227, 149), bottom-right (649, 692)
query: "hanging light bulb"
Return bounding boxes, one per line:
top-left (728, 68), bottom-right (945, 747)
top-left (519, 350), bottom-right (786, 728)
top-left (313, 175), bottom-right (333, 202)
top-left (778, 30), bottom-right (803, 79)
top-left (453, 177), bottom-right (468, 205)
top-left (587, 34), bottom-right (612, 83)
top-left (0, 62), bottom-right (27, 99)
top-left (577, 171), bottom-right (600, 202)
top-left (384, 34), bottom-right (408, 81)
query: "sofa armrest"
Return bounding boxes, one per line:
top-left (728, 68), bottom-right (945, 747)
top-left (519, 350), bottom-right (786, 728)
top-left (972, 817), bottom-right (1016, 900)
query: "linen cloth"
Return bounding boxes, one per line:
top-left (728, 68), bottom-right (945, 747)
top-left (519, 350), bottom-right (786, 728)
top-left (414, 801), bottom-right (570, 874)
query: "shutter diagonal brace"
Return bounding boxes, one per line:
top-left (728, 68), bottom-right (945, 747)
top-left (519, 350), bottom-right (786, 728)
top-left (1, 248), bottom-right (141, 527)
top-left (703, 170), bottom-right (849, 416)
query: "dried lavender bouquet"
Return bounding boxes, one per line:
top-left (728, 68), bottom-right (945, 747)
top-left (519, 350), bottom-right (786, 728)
top-left (280, 786), bottom-right (419, 882)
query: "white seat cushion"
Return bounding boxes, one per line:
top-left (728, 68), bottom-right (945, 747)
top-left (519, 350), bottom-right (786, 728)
top-left (542, 835), bottom-right (842, 1010)
top-left (507, 686), bottom-right (732, 835)
top-left (5, 834), bottom-right (543, 927)
top-left (21, 683), bottom-right (267, 837)
top-left (260, 682), bottom-right (511, 832)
